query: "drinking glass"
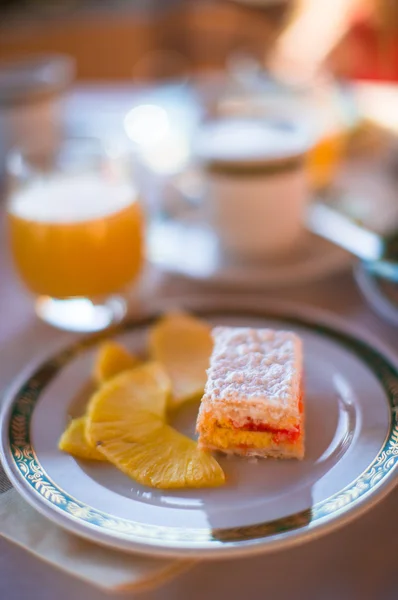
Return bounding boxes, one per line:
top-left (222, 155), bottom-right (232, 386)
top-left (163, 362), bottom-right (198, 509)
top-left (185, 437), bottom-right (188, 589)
top-left (6, 137), bottom-right (144, 332)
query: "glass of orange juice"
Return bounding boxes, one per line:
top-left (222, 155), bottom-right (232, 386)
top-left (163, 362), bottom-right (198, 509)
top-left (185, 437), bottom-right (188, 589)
top-left (6, 137), bottom-right (144, 332)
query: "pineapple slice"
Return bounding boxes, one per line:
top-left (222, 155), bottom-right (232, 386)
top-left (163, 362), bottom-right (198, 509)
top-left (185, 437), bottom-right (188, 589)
top-left (58, 416), bottom-right (106, 461)
top-left (94, 423), bottom-right (225, 489)
top-left (86, 362), bottom-right (225, 489)
top-left (86, 361), bottom-right (171, 446)
top-left (94, 341), bottom-right (140, 384)
top-left (149, 312), bottom-right (213, 408)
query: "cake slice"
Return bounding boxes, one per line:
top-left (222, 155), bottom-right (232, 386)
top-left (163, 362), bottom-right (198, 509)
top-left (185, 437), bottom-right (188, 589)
top-left (196, 326), bottom-right (304, 459)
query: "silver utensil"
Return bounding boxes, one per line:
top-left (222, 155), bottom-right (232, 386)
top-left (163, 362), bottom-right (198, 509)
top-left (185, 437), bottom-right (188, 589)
top-left (306, 200), bottom-right (398, 282)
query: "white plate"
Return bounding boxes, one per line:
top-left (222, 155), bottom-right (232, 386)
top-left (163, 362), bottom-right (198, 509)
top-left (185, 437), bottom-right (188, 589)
top-left (354, 263), bottom-right (398, 327)
top-left (1, 298), bottom-right (397, 558)
top-left (147, 218), bottom-right (352, 289)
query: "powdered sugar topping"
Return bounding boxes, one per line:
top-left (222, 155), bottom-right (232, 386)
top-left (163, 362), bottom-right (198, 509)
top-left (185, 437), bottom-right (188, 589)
top-left (204, 327), bottom-right (301, 407)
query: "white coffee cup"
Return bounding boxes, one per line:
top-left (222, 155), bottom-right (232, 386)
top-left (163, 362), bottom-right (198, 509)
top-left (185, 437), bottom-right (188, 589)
top-left (195, 117), bottom-right (311, 260)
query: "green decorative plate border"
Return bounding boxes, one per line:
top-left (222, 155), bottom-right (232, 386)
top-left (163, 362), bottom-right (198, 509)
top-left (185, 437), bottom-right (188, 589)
top-left (2, 304), bottom-right (398, 555)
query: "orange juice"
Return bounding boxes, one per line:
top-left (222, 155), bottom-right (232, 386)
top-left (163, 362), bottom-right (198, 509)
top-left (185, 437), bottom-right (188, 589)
top-left (8, 174), bottom-right (144, 298)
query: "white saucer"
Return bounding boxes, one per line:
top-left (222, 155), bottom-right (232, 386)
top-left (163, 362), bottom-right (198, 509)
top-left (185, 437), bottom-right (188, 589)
top-left (147, 213), bottom-right (352, 289)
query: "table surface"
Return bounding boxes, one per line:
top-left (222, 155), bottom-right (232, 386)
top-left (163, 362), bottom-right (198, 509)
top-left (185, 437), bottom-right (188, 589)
top-left (1, 85), bottom-right (398, 600)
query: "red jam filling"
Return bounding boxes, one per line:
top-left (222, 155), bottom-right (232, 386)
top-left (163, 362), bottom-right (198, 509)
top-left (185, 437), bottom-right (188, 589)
top-left (228, 388), bottom-right (303, 446)
top-left (229, 388), bottom-right (303, 445)
top-left (229, 418), bottom-right (301, 443)
top-left (272, 429), bottom-right (300, 444)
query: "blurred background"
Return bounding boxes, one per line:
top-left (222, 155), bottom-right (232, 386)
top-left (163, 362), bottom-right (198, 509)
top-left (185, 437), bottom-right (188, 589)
top-left (0, 0), bottom-right (287, 79)
top-left (2, 0), bottom-right (398, 80)
top-left (2, 0), bottom-right (398, 330)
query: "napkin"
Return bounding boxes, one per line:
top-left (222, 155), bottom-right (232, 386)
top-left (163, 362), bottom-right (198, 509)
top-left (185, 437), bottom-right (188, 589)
top-left (0, 464), bottom-right (192, 593)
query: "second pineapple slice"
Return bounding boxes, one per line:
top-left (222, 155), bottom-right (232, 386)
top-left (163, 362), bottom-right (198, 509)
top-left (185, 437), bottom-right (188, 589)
top-left (149, 312), bottom-right (213, 408)
top-left (87, 361), bottom-right (171, 445)
top-left (86, 361), bottom-right (225, 489)
top-left (94, 341), bottom-right (141, 384)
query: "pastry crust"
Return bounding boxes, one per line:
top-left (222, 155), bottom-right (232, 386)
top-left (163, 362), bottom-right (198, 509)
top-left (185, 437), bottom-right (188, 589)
top-left (196, 327), bottom-right (304, 459)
